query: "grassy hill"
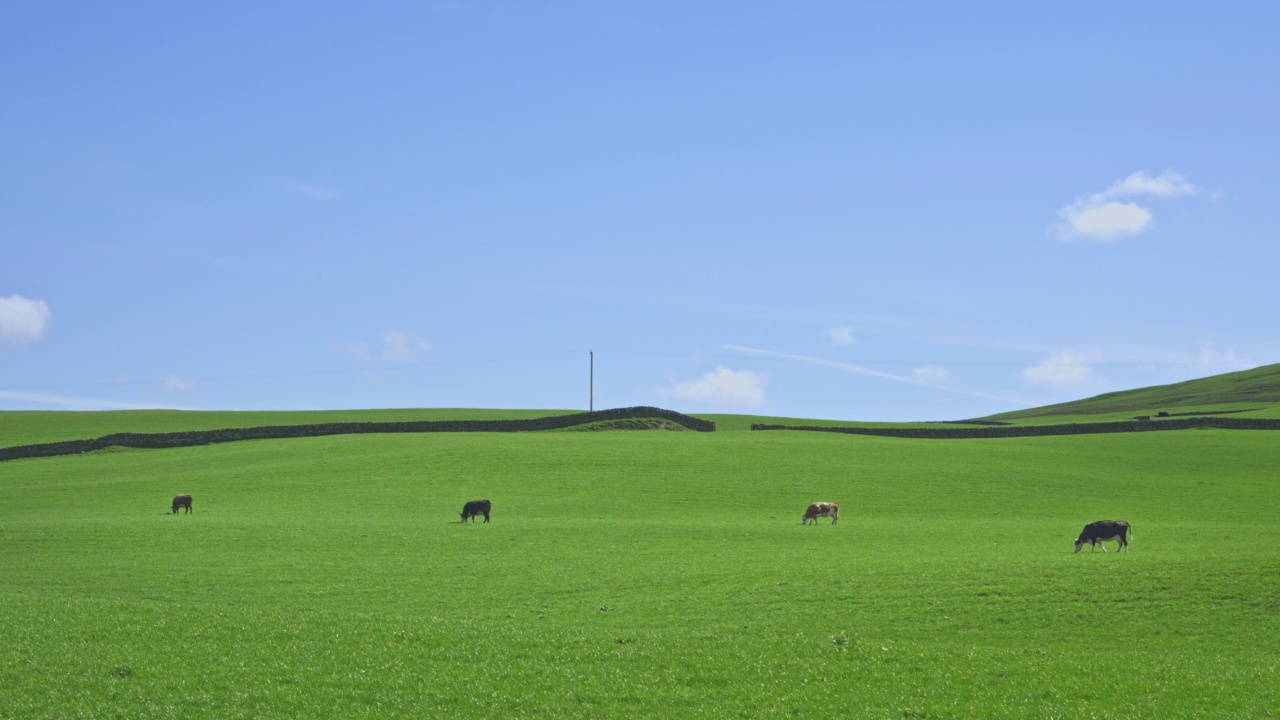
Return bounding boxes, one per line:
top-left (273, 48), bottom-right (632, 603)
top-left (983, 363), bottom-right (1280, 421)
top-left (2, 417), bottom-right (1277, 718)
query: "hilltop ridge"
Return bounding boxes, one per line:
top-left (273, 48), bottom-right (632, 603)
top-left (982, 363), bottom-right (1280, 420)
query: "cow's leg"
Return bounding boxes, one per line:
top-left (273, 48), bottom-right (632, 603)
top-left (483, 513), bottom-right (490, 523)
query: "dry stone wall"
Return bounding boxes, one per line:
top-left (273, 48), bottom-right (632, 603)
top-left (751, 416), bottom-right (1280, 439)
top-left (0, 406), bottom-right (714, 462)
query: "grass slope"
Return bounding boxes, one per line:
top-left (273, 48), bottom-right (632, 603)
top-left (985, 363), bottom-right (1280, 421)
top-left (2, 428), bottom-right (1277, 718)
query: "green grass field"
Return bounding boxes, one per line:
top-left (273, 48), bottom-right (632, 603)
top-left (2, 419), bottom-right (1277, 718)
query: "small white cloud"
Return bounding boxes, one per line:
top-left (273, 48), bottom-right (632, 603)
top-left (1105, 170), bottom-right (1201, 199)
top-left (0, 295), bottom-right (51, 347)
top-left (278, 178), bottom-right (340, 200)
top-left (163, 375), bottom-right (198, 393)
top-left (1059, 201), bottom-right (1153, 240)
top-left (1022, 350), bottom-right (1096, 390)
top-left (0, 390), bottom-right (189, 411)
top-left (380, 331), bottom-right (432, 363)
top-left (336, 330), bottom-right (432, 364)
top-left (1195, 342), bottom-right (1250, 371)
top-left (826, 326), bottom-right (855, 347)
top-left (663, 366), bottom-right (767, 408)
top-left (1054, 170), bottom-right (1203, 242)
top-left (912, 364), bottom-right (951, 387)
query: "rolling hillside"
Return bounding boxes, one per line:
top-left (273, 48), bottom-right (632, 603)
top-left (983, 363), bottom-right (1280, 421)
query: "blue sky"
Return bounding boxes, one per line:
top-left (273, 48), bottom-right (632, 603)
top-left (3, 2), bottom-right (1278, 421)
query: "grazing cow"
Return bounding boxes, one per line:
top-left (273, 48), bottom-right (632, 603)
top-left (802, 502), bottom-right (839, 525)
top-left (1074, 520), bottom-right (1130, 553)
top-left (461, 499), bottom-right (491, 524)
top-left (172, 494), bottom-right (193, 515)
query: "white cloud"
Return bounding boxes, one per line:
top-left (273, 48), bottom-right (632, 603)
top-left (0, 390), bottom-right (189, 411)
top-left (335, 330), bottom-right (432, 364)
top-left (1022, 350), bottom-right (1097, 390)
top-left (663, 366), bottom-right (767, 408)
top-left (278, 178), bottom-right (340, 200)
top-left (0, 295), bottom-right (51, 347)
top-left (1059, 202), bottom-right (1153, 240)
top-left (380, 331), bottom-right (432, 363)
top-left (1054, 170), bottom-right (1203, 242)
top-left (826, 326), bottom-right (855, 347)
top-left (1105, 170), bottom-right (1200, 199)
top-left (726, 345), bottom-right (1034, 407)
top-left (912, 364), bottom-right (951, 387)
top-left (1195, 342), bottom-right (1251, 371)
top-left (163, 375), bottom-right (198, 393)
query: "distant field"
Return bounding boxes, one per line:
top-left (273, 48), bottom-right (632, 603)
top-left (984, 402), bottom-right (1280, 426)
top-left (984, 363), bottom-right (1280, 420)
top-left (2, 422), bottom-right (1276, 718)
top-left (6, 403), bottom-right (1279, 451)
top-left (0, 408), bottom-right (579, 448)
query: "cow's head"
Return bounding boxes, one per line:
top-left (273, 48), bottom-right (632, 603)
top-left (1074, 538), bottom-right (1087, 553)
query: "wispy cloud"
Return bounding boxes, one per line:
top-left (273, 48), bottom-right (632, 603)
top-left (277, 178), bottom-right (340, 200)
top-left (1054, 170), bottom-right (1204, 242)
top-left (826, 326), bottom-right (855, 347)
top-left (1021, 350), bottom-right (1100, 390)
top-left (0, 390), bottom-right (190, 411)
top-left (1194, 342), bottom-right (1251, 371)
top-left (163, 375), bottom-right (199, 393)
top-left (912, 364), bottom-right (952, 387)
top-left (0, 295), bottom-right (51, 348)
top-left (661, 366), bottom-right (767, 408)
top-left (726, 345), bottom-right (1033, 407)
top-left (335, 330), bottom-right (432, 364)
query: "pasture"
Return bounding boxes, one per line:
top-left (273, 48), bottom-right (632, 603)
top-left (1, 423), bottom-right (1277, 718)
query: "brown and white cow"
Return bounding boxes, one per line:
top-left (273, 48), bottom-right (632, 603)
top-left (802, 502), bottom-right (839, 525)
top-left (172, 494), bottom-right (193, 514)
top-left (1074, 520), bottom-right (1130, 553)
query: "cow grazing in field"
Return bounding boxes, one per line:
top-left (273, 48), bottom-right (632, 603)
top-left (1074, 520), bottom-right (1130, 553)
top-left (172, 494), bottom-right (193, 514)
top-left (461, 499), bottom-right (491, 524)
top-left (802, 502), bottom-right (839, 525)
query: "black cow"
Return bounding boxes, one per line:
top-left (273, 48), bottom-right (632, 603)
top-left (172, 494), bottom-right (193, 514)
top-left (461, 499), bottom-right (491, 523)
top-left (1074, 520), bottom-right (1130, 553)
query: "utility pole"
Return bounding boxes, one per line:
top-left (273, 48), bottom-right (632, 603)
top-left (589, 350), bottom-right (594, 412)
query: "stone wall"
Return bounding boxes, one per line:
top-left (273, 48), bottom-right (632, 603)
top-left (0, 406), bottom-right (715, 462)
top-left (751, 416), bottom-right (1280, 439)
